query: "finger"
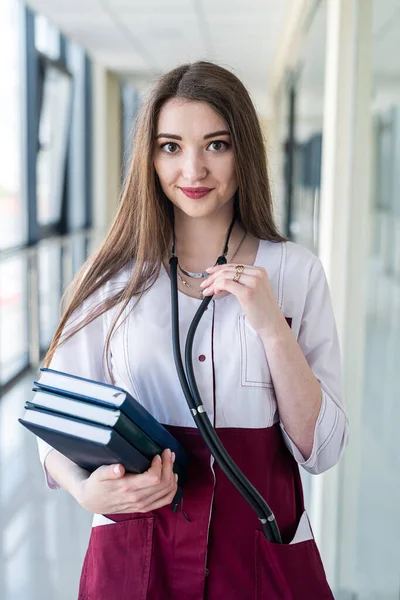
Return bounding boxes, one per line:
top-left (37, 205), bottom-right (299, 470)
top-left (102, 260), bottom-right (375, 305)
top-left (127, 450), bottom-right (174, 492)
top-left (205, 264), bottom-right (226, 274)
top-left (205, 263), bottom-right (257, 275)
top-left (94, 463), bottom-right (126, 482)
top-left (126, 448), bottom-right (174, 491)
top-left (149, 453), bottom-right (163, 478)
top-left (204, 277), bottom-right (251, 298)
top-left (160, 449), bottom-right (176, 482)
top-left (122, 454), bottom-right (162, 491)
top-left (201, 266), bottom-right (258, 288)
top-left (126, 474), bottom-right (178, 509)
top-left (211, 272), bottom-right (257, 288)
top-left (202, 273), bottom-right (257, 296)
top-left (138, 486), bottom-right (179, 513)
top-left (110, 488), bottom-right (176, 515)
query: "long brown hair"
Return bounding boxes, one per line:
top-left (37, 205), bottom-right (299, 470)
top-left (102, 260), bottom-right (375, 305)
top-left (43, 61), bottom-right (285, 379)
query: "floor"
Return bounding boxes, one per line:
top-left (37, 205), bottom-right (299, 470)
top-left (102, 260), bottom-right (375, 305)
top-left (0, 373), bottom-right (92, 600)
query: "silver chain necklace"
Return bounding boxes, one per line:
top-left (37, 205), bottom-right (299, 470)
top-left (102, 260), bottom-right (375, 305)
top-left (177, 230), bottom-right (247, 298)
top-left (178, 229), bottom-right (247, 279)
top-left (178, 264), bottom-right (209, 279)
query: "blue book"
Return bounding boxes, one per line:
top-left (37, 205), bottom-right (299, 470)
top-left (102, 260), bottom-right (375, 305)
top-left (20, 407), bottom-right (152, 475)
top-left (26, 390), bottom-right (187, 484)
top-left (34, 367), bottom-right (190, 467)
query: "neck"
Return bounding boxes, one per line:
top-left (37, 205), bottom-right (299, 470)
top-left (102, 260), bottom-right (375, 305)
top-left (173, 208), bottom-right (237, 272)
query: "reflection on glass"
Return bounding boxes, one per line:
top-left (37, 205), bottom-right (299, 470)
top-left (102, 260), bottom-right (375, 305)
top-left (121, 81), bottom-right (141, 180)
top-left (289, 1), bottom-right (326, 254)
top-left (0, 256), bottom-right (29, 384)
top-left (354, 3), bottom-right (400, 593)
top-left (278, 0), bottom-right (327, 517)
top-left (37, 63), bottom-right (72, 227)
top-left (66, 42), bottom-right (87, 231)
top-left (275, 77), bottom-right (291, 235)
top-left (38, 241), bottom-right (62, 351)
top-left (35, 13), bottom-right (60, 59)
top-left (71, 236), bottom-right (87, 278)
top-left (0, 0), bottom-right (27, 249)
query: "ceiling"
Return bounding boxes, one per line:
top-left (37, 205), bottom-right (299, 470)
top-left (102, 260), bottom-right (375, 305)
top-left (26, 0), bottom-right (292, 118)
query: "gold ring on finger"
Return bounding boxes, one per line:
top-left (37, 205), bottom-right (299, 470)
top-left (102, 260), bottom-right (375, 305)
top-left (233, 264), bottom-right (245, 283)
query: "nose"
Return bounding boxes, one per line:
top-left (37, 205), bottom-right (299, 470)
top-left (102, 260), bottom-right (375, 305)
top-left (181, 150), bottom-right (208, 183)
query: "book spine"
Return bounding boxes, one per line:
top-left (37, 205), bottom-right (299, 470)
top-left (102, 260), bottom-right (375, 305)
top-left (115, 414), bottom-right (163, 460)
top-left (120, 399), bottom-right (190, 466)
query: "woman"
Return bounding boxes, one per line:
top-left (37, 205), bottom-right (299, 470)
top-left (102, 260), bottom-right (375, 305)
top-left (38, 61), bottom-right (348, 599)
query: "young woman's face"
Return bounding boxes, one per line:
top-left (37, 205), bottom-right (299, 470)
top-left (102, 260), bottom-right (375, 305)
top-left (153, 98), bottom-right (238, 220)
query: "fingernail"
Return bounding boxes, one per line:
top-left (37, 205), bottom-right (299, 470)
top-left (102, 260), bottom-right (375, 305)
top-left (175, 473), bottom-right (178, 482)
top-left (156, 454), bottom-right (162, 462)
top-left (205, 267), bottom-right (213, 272)
top-left (166, 449), bottom-right (172, 458)
top-left (200, 281), bottom-right (206, 287)
top-left (113, 465), bottom-right (120, 475)
top-left (171, 452), bottom-right (176, 463)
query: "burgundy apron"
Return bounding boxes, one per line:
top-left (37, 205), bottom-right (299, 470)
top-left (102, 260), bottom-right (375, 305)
top-left (78, 423), bottom-right (334, 599)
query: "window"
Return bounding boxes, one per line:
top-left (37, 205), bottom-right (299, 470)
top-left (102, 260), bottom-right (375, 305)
top-left (0, 0), bottom-right (27, 250)
top-left (36, 61), bottom-right (73, 228)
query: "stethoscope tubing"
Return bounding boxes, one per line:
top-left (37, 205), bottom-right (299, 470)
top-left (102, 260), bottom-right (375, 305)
top-left (169, 256), bottom-right (282, 544)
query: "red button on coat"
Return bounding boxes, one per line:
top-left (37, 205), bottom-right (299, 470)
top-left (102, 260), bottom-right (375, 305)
top-left (198, 355), bottom-right (206, 362)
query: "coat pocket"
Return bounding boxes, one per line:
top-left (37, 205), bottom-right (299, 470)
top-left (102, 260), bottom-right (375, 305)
top-left (238, 315), bottom-right (274, 388)
top-left (78, 517), bottom-right (154, 600)
top-left (255, 511), bottom-right (333, 600)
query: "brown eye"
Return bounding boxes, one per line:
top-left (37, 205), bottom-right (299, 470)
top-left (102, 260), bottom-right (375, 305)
top-left (208, 140), bottom-right (230, 152)
top-left (161, 142), bottom-right (180, 154)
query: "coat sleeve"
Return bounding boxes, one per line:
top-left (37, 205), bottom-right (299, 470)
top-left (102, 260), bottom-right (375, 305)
top-left (279, 257), bottom-right (349, 474)
top-left (37, 292), bottom-right (109, 489)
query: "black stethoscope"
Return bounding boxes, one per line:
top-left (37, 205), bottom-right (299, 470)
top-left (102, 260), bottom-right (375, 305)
top-left (169, 218), bottom-right (282, 544)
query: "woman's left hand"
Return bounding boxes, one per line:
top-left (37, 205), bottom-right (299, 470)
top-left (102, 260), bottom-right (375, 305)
top-left (201, 263), bottom-right (286, 336)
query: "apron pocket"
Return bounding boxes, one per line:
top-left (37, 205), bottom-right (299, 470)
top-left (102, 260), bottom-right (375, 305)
top-left (78, 517), bottom-right (154, 600)
top-left (255, 512), bottom-right (333, 600)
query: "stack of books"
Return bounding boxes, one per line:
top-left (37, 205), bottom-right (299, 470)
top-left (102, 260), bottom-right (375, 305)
top-left (19, 368), bottom-right (190, 488)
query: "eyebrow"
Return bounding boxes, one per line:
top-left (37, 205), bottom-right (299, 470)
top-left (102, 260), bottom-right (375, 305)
top-left (155, 130), bottom-right (231, 141)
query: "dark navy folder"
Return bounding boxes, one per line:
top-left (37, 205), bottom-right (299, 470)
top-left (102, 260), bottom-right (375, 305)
top-left (34, 367), bottom-right (190, 467)
top-left (20, 408), bottom-right (152, 475)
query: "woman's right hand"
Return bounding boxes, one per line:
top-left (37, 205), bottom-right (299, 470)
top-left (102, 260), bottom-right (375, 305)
top-left (74, 448), bottom-right (178, 514)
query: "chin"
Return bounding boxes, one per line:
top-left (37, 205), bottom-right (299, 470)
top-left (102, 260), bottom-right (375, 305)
top-left (173, 195), bottom-right (235, 221)
top-left (178, 204), bottom-right (221, 220)
top-left (171, 197), bottom-right (218, 219)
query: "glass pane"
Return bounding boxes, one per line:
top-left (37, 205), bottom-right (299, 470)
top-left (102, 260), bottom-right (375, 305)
top-left (37, 63), bottom-right (73, 226)
top-left (0, 0), bottom-right (27, 249)
top-left (66, 42), bottom-right (87, 230)
top-left (0, 255), bottom-right (29, 384)
top-left (38, 241), bottom-right (62, 351)
top-left (280, 0), bottom-right (328, 517)
top-left (353, 2), bottom-right (400, 595)
top-left (71, 235), bottom-right (88, 277)
top-left (121, 81), bottom-right (141, 180)
top-left (290, 1), bottom-right (326, 253)
top-left (35, 13), bottom-right (60, 59)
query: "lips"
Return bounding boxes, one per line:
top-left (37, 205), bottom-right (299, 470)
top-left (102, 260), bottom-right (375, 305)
top-left (179, 187), bottom-right (213, 199)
